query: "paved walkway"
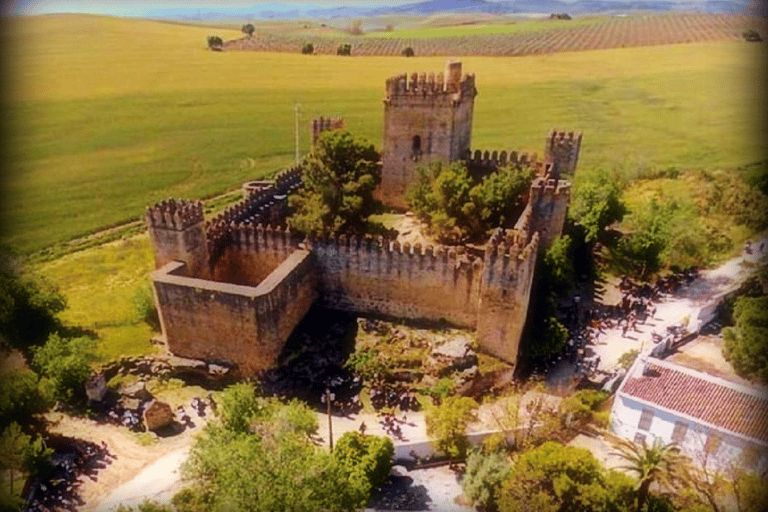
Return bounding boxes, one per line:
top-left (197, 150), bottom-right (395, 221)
top-left (549, 236), bottom-right (767, 389)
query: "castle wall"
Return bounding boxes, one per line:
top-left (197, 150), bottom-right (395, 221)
top-left (528, 178), bottom-right (572, 253)
top-left (210, 224), bottom-right (301, 286)
top-left (310, 236), bottom-right (483, 327)
top-left (151, 250), bottom-right (316, 375)
top-left (476, 232), bottom-right (539, 363)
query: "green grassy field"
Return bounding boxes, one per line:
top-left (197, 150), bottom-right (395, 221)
top-left (365, 15), bottom-right (615, 38)
top-left (3, 14), bottom-right (765, 256)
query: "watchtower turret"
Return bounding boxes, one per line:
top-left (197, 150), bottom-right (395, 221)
top-left (379, 60), bottom-right (477, 208)
top-left (145, 199), bottom-right (209, 278)
top-left (544, 129), bottom-right (582, 179)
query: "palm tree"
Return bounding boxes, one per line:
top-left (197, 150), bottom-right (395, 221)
top-left (609, 435), bottom-right (688, 512)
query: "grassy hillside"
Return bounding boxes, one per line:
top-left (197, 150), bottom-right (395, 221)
top-left (2, 13), bottom-right (765, 254)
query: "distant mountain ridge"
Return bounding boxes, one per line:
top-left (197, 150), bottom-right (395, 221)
top-left (139, 0), bottom-right (751, 20)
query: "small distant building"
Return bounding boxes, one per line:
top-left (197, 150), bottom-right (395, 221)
top-left (611, 356), bottom-right (768, 474)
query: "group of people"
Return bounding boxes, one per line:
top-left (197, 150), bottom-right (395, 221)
top-left (376, 412), bottom-right (409, 441)
top-left (369, 384), bottom-right (420, 412)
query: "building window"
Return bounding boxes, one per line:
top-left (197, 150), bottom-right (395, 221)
top-left (412, 135), bottom-right (421, 153)
top-left (671, 421), bottom-right (688, 444)
top-left (634, 432), bottom-right (647, 446)
top-left (638, 408), bottom-right (654, 431)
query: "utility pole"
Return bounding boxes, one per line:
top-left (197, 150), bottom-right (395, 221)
top-left (294, 103), bottom-right (301, 165)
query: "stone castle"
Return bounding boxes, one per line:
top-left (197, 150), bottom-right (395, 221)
top-left (146, 61), bottom-right (582, 375)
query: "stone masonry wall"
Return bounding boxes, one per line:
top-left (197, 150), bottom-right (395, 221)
top-left (476, 231), bottom-right (539, 363)
top-left (310, 236), bottom-right (483, 328)
top-left (151, 250), bottom-right (316, 375)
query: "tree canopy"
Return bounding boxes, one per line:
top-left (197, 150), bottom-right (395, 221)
top-left (289, 130), bottom-right (380, 237)
top-left (498, 441), bottom-right (635, 512)
top-left (31, 333), bottom-right (97, 401)
top-left (241, 24), bottom-right (255, 37)
top-left (0, 258), bottom-right (66, 352)
top-left (723, 295), bottom-right (768, 384)
top-left (406, 162), bottom-right (533, 244)
top-left (181, 384), bottom-right (390, 512)
top-left (569, 170), bottom-right (626, 245)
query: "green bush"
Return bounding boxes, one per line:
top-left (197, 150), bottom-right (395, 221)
top-left (425, 396), bottom-right (478, 460)
top-left (336, 43), bottom-right (352, 55)
top-left (31, 334), bottom-right (96, 401)
top-left (301, 42), bottom-right (314, 55)
top-left (463, 445), bottom-right (511, 512)
top-left (206, 35), bottom-right (223, 51)
top-left (723, 296), bottom-right (768, 384)
top-left (133, 282), bottom-right (160, 331)
top-left (402, 47), bottom-right (414, 57)
top-left (334, 431), bottom-right (394, 491)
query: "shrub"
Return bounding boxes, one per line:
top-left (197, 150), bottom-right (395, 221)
top-left (425, 396), bottom-right (478, 460)
top-left (402, 47), bottom-right (414, 57)
top-left (241, 24), bottom-right (255, 37)
top-left (206, 35), bottom-right (223, 51)
top-left (336, 43), bottom-right (352, 56)
top-left (334, 431), bottom-right (394, 490)
top-left (31, 334), bottom-right (96, 401)
top-left (463, 445), bottom-right (511, 512)
top-left (742, 29), bottom-right (762, 42)
top-left (301, 42), bottom-right (314, 55)
top-left (133, 282), bottom-right (160, 331)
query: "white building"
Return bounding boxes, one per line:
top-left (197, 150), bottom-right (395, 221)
top-left (611, 356), bottom-right (768, 474)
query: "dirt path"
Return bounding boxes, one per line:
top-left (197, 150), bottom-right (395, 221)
top-left (46, 411), bottom-right (209, 511)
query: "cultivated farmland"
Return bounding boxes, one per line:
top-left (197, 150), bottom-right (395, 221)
top-left (225, 13), bottom-right (756, 56)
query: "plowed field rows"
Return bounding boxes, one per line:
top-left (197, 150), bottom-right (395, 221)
top-left (224, 14), bottom-right (755, 56)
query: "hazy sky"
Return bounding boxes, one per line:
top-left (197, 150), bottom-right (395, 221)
top-left (13, 0), bottom-right (416, 16)
top-left (12, 0), bottom-right (702, 16)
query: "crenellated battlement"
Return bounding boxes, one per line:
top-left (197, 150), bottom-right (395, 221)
top-left (311, 116), bottom-right (345, 145)
top-left (463, 149), bottom-right (552, 178)
top-left (545, 129), bottom-right (582, 178)
top-left (529, 177), bottom-right (572, 204)
top-left (385, 61), bottom-right (476, 103)
top-left (145, 199), bottom-right (204, 231)
top-left (482, 229), bottom-right (539, 287)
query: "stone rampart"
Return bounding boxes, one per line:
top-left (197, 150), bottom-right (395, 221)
top-left (210, 223), bottom-right (302, 285)
top-left (309, 235), bottom-right (483, 327)
top-left (207, 165), bottom-right (303, 266)
top-left (151, 249), bottom-right (316, 375)
top-left (528, 177), bottom-right (572, 253)
top-left (477, 230), bottom-right (539, 363)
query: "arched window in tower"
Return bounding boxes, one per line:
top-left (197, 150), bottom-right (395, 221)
top-left (412, 135), bottom-right (422, 161)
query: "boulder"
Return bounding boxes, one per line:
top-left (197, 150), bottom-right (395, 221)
top-left (120, 381), bottom-right (153, 401)
top-left (85, 373), bottom-right (107, 402)
top-left (143, 400), bottom-right (175, 431)
top-left (120, 397), bottom-right (141, 411)
top-left (425, 335), bottom-right (478, 376)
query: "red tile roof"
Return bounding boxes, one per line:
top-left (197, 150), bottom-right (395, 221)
top-left (621, 359), bottom-right (768, 444)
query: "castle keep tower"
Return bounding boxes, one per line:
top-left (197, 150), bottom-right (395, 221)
top-left (379, 60), bottom-right (477, 208)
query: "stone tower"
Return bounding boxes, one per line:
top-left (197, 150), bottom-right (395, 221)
top-left (379, 60), bottom-right (477, 208)
top-left (145, 199), bottom-right (209, 278)
top-left (544, 129), bottom-right (582, 179)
